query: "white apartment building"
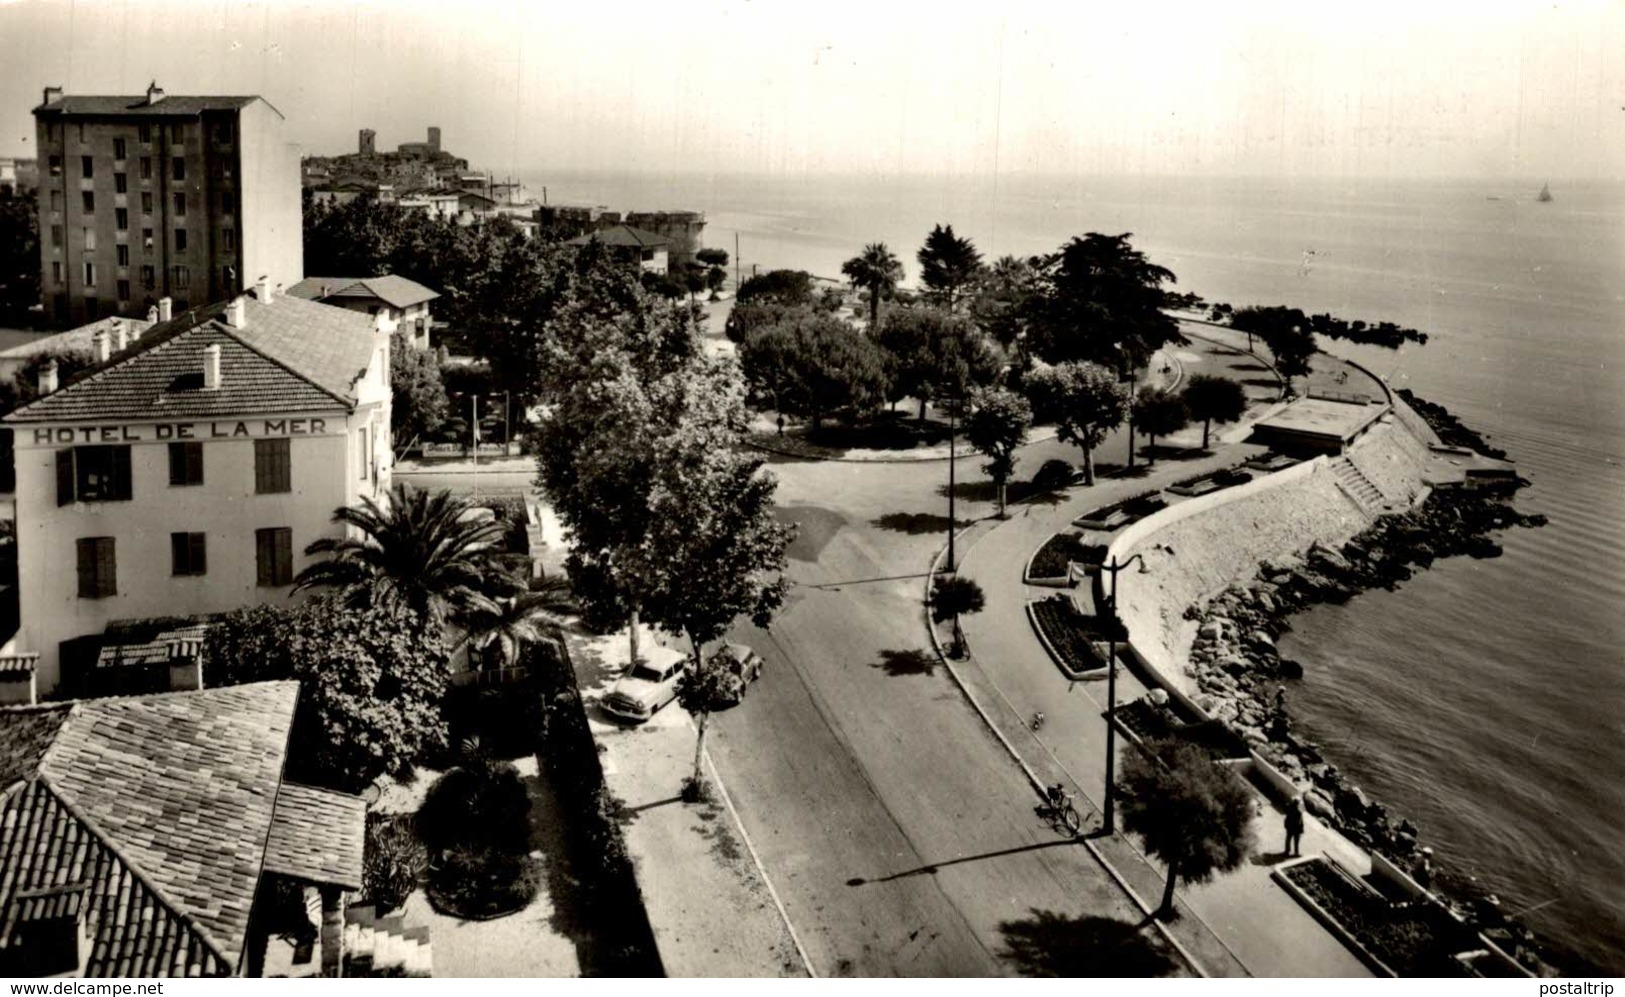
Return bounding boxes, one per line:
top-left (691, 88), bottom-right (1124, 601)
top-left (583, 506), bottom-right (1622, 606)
top-left (285, 274), bottom-right (439, 349)
top-left (0, 282), bottom-right (391, 698)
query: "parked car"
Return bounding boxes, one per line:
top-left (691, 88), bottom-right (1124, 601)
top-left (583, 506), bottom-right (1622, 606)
top-left (710, 643), bottom-right (765, 707)
top-left (602, 645), bottom-right (688, 723)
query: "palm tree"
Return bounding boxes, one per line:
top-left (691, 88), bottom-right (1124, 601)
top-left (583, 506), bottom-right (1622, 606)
top-left (295, 483), bottom-right (517, 631)
top-left (841, 243), bottom-right (905, 331)
top-left (456, 576), bottom-right (578, 672)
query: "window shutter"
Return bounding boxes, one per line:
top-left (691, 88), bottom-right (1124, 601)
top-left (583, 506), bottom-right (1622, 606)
top-left (76, 538), bottom-right (95, 597)
top-left (255, 529), bottom-right (271, 586)
top-left (97, 539), bottom-right (115, 597)
top-left (111, 445), bottom-right (132, 500)
top-left (57, 449), bottom-right (75, 506)
top-left (170, 532), bottom-right (186, 575)
top-left (191, 533), bottom-right (207, 575)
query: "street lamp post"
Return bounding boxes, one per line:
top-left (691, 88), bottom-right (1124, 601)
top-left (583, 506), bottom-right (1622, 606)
top-left (1100, 552), bottom-right (1148, 833)
top-left (946, 399), bottom-right (957, 572)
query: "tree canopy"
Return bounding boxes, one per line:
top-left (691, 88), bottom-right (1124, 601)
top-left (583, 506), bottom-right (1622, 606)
top-left (970, 254), bottom-right (1040, 346)
top-left (1023, 233), bottom-right (1184, 370)
top-left (917, 224), bottom-right (985, 310)
top-left (1130, 387), bottom-right (1190, 463)
top-left (874, 307), bottom-right (1002, 418)
top-left (738, 311), bottom-right (892, 429)
top-left (0, 193), bottom-right (40, 327)
top-left (841, 243), bottom-right (905, 330)
top-left (1182, 373), bottom-right (1247, 449)
top-left (964, 386), bottom-right (1034, 516)
top-left (1119, 737), bottom-right (1255, 920)
top-left (203, 598), bottom-right (449, 793)
top-left (389, 331), bottom-right (449, 447)
top-left (736, 269), bottom-right (816, 307)
top-left (1022, 361), bottom-right (1127, 485)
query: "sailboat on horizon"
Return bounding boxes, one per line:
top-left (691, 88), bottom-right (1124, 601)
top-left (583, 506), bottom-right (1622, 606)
top-left (1537, 182), bottom-right (1554, 203)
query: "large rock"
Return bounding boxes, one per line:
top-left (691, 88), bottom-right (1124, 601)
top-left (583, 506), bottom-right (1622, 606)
top-left (1199, 620), bottom-right (1223, 640)
top-left (1305, 789), bottom-right (1338, 821)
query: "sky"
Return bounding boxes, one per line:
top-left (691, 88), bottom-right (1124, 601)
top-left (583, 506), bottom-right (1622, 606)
top-left (0, 0), bottom-right (1620, 181)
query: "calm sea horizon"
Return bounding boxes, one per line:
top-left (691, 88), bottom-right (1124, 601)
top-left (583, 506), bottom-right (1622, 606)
top-left (528, 168), bottom-right (1624, 970)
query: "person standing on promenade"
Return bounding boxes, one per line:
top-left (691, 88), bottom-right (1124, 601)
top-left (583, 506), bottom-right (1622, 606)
top-left (1284, 795), bottom-right (1306, 857)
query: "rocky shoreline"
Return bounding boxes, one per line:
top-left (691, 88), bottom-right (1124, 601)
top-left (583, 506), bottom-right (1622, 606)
top-left (1178, 396), bottom-right (1560, 973)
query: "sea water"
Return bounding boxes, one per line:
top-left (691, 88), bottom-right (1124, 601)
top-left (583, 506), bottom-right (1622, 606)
top-left (526, 169), bottom-right (1625, 970)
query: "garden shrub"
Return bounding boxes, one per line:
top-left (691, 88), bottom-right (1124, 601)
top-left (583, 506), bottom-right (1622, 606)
top-left (363, 813), bottom-right (427, 915)
top-left (1030, 533), bottom-right (1084, 579)
top-left (427, 844), bottom-right (541, 921)
top-left (1030, 595), bottom-right (1109, 673)
top-left (417, 760), bottom-right (531, 855)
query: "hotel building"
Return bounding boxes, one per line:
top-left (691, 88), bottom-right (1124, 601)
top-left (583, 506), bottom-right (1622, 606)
top-left (0, 283), bottom-right (390, 699)
top-left (32, 83), bottom-right (302, 327)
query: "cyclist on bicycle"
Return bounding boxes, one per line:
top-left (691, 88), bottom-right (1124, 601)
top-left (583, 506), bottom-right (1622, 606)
top-left (1046, 783), bottom-right (1069, 810)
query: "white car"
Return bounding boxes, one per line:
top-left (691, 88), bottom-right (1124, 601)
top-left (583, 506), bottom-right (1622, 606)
top-left (602, 645), bottom-right (688, 723)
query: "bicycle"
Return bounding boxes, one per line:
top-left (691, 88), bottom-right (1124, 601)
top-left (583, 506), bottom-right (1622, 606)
top-left (1035, 786), bottom-right (1083, 836)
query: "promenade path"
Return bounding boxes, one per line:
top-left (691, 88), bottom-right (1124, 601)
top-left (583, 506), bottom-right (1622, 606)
top-left (954, 330), bottom-right (1375, 977)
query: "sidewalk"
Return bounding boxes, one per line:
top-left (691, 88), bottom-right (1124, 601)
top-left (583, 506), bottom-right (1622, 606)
top-left (564, 627), bottom-right (811, 978)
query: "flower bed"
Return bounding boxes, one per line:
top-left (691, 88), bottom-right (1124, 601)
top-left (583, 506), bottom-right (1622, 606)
top-left (1282, 858), bottom-right (1477, 977)
top-left (1112, 698), bottom-right (1250, 760)
top-left (1073, 490), bottom-right (1168, 530)
top-left (1029, 595), bottom-right (1109, 674)
top-left (1166, 467), bottom-right (1254, 497)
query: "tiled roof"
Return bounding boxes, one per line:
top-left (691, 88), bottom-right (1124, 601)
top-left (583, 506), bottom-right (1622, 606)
top-left (36, 683), bottom-right (302, 969)
top-left (264, 784), bottom-right (366, 891)
top-left (3, 293), bottom-right (377, 424)
top-left (1, 683), bottom-right (368, 977)
top-left (286, 274), bottom-right (439, 310)
top-left (565, 224), bottom-right (670, 249)
top-left (35, 95), bottom-right (264, 117)
top-left (0, 316), bottom-right (154, 361)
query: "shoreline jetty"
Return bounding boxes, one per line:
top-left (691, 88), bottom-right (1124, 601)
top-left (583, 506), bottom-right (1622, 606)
top-left (1108, 381), bottom-right (1553, 972)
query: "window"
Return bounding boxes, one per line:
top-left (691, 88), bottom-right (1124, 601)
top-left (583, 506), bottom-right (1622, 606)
top-left (140, 264), bottom-right (155, 289)
top-left (173, 192), bottom-right (186, 216)
top-left (51, 261), bottom-right (61, 285)
top-left (174, 228), bottom-right (187, 253)
top-left (77, 123), bottom-right (86, 145)
top-left (49, 190), bottom-right (62, 212)
top-left (216, 120), bottom-right (234, 144)
top-left (141, 191), bottom-right (152, 214)
top-left (142, 228), bottom-right (154, 251)
top-left (56, 445), bottom-right (132, 504)
top-left (171, 264), bottom-right (189, 289)
top-left (76, 537), bottom-right (117, 598)
top-left (82, 228), bottom-right (94, 251)
top-left (115, 208), bottom-right (128, 232)
top-left (255, 528), bottom-right (293, 587)
top-left (84, 296), bottom-right (99, 318)
top-left (116, 279), bottom-right (130, 301)
top-left (358, 427), bottom-right (370, 480)
top-left (170, 123), bottom-right (184, 143)
top-left (223, 228), bottom-right (235, 252)
top-left (168, 441), bottom-right (203, 485)
top-left (83, 261), bottom-right (95, 287)
top-left (115, 172), bottom-right (127, 193)
top-left (171, 156), bottom-right (185, 181)
top-left (139, 157), bottom-right (151, 181)
top-left (254, 438), bottom-right (291, 493)
top-left (50, 224), bottom-right (62, 247)
top-left (81, 191), bottom-right (94, 213)
top-left (116, 244), bottom-right (129, 266)
top-left (81, 155), bottom-right (92, 178)
top-left (113, 137), bottom-right (127, 160)
top-left (138, 123), bottom-right (151, 144)
top-left (222, 160), bottom-right (233, 179)
top-left (170, 532), bottom-right (207, 576)
top-left (218, 190), bottom-right (234, 216)
top-left (48, 155), bottom-right (62, 177)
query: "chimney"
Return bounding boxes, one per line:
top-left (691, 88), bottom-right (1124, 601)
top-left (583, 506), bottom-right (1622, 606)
top-left (42, 86), bottom-right (63, 107)
top-left (255, 275), bottom-right (272, 302)
top-left (158, 297), bottom-right (173, 322)
top-left (225, 296), bottom-right (248, 329)
top-left (113, 321), bottom-right (129, 352)
top-left (93, 329), bottom-right (110, 362)
top-left (203, 344), bottom-right (222, 390)
top-left (39, 360), bottom-right (58, 395)
top-left (145, 80), bottom-right (164, 106)
top-left (147, 304), bottom-right (160, 323)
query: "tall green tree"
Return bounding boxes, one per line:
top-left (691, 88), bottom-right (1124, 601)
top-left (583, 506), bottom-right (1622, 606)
top-left (1182, 374), bottom-right (1247, 449)
top-left (917, 224), bottom-right (985, 310)
top-left (1022, 361), bottom-right (1128, 486)
top-left (1131, 387), bottom-right (1190, 464)
top-left (294, 483), bottom-right (519, 631)
top-left (929, 574), bottom-right (986, 659)
top-left (736, 269), bottom-right (815, 307)
top-left (738, 312), bottom-right (892, 429)
top-left (1227, 306), bottom-right (1315, 388)
top-left (203, 598), bottom-right (449, 793)
top-left (841, 242), bottom-right (906, 330)
top-left (971, 254), bottom-right (1039, 346)
top-left (389, 330), bottom-right (449, 448)
top-left (456, 577), bottom-right (578, 672)
top-left (1024, 233), bottom-right (1184, 371)
top-left (875, 307), bottom-right (1002, 420)
top-left (1119, 738), bottom-right (1255, 921)
top-left (963, 386), bottom-right (1034, 517)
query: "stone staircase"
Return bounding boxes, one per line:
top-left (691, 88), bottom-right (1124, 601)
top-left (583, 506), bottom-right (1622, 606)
top-left (342, 903), bottom-right (433, 978)
top-left (1330, 457), bottom-right (1386, 513)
